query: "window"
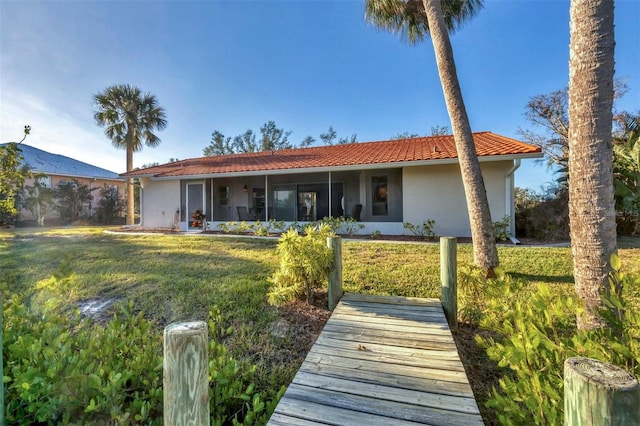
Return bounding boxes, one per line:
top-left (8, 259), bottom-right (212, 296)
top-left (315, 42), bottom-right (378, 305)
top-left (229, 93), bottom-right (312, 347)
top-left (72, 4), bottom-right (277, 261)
top-left (372, 176), bottom-right (388, 216)
top-left (37, 176), bottom-right (51, 188)
top-left (219, 186), bottom-right (230, 206)
top-left (57, 180), bottom-right (77, 188)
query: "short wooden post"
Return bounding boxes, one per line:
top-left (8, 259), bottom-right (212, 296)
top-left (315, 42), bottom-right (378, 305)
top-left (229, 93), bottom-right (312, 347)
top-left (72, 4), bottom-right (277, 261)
top-left (564, 357), bottom-right (640, 425)
top-left (164, 321), bottom-right (210, 426)
top-left (327, 236), bottom-right (343, 311)
top-left (440, 237), bottom-right (457, 330)
top-left (1, 291), bottom-right (4, 426)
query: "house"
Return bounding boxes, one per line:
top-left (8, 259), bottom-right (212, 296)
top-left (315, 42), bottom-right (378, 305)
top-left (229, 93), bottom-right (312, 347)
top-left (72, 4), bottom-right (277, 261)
top-left (122, 132), bottom-right (542, 237)
top-left (1, 143), bottom-right (126, 222)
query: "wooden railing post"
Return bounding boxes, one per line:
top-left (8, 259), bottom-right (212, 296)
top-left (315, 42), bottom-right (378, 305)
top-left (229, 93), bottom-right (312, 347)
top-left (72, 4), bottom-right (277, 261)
top-left (164, 321), bottom-right (210, 426)
top-left (327, 236), bottom-right (343, 311)
top-left (564, 357), bottom-right (640, 425)
top-left (1, 292), bottom-right (4, 426)
top-left (440, 236), bottom-right (457, 330)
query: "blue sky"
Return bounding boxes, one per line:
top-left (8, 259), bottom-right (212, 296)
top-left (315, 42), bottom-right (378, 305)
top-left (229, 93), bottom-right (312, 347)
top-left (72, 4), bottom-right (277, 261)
top-left (1, 0), bottom-right (638, 191)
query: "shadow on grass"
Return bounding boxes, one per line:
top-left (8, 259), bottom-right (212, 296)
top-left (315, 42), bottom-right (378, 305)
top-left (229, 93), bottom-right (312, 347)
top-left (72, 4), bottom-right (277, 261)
top-left (507, 272), bottom-right (574, 284)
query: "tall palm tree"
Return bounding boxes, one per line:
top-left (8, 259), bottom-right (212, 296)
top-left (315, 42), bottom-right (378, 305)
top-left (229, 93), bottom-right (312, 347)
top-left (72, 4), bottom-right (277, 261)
top-left (365, 0), bottom-right (499, 274)
top-left (93, 85), bottom-right (167, 225)
top-left (568, 0), bottom-right (616, 330)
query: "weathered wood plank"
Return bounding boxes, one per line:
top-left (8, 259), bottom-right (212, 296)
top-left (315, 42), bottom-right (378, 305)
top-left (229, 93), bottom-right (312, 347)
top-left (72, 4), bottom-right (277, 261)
top-left (341, 293), bottom-right (441, 307)
top-left (313, 334), bottom-right (460, 361)
top-left (283, 384), bottom-right (483, 426)
top-left (342, 300), bottom-right (444, 315)
top-left (302, 351), bottom-right (471, 384)
top-left (273, 396), bottom-right (426, 426)
top-left (307, 342), bottom-right (465, 372)
top-left (267, 412), bottom-right (330, 425)
top-left (298, 360), bottom-right (474, 397)
top-left (321, 323), bottom-right (458, 347)
top-left (328, 312), bottom-right (449, 329)
top-left (335, 303), bottom-right (447, 322)
top-left (324, 317), bottom-right (451, 336)
top-left (291, 371), bottom-right (479, 414)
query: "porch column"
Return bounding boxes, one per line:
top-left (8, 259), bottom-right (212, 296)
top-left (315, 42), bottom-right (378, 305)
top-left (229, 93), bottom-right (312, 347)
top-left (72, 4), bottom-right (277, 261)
top-left (328, 171), bottom-right (332, 218)
top-left (264, 175), bottom-right (269, 220)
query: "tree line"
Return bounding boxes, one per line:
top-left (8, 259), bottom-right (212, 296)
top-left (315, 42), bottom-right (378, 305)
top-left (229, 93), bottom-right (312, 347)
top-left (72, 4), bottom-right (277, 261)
top-left (202, 122), bottom-right (358, 157)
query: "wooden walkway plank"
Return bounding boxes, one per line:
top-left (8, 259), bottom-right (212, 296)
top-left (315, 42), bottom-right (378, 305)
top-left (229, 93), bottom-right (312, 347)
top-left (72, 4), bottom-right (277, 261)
top-left (267, 293), bottom-right (483, 425)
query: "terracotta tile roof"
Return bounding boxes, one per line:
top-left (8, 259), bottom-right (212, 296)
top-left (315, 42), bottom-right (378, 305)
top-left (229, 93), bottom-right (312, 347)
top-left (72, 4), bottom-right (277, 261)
top-left (123, 132), bottom-right (541, 178)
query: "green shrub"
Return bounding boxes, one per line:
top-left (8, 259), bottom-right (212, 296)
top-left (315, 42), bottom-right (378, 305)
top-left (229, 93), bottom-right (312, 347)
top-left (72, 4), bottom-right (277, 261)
top-left (492, 215), bottom-right (511, 242)
top-left (207, 307), bottom-right (284, 425)
top-left (471, 255), bottom-right (640, 425)
top-left (267, 223), bottom-right (334, 305)
top-left (3, 296), bottom-right (164, 424)
top-left (403, 219), bottom-right (436, 239)
top-left (340, 217), bottom-right (365, 236)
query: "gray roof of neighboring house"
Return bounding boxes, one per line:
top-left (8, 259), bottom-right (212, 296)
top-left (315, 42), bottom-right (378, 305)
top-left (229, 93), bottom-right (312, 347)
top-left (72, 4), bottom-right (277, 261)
top-left (0, 143), bottom-right (122, 180)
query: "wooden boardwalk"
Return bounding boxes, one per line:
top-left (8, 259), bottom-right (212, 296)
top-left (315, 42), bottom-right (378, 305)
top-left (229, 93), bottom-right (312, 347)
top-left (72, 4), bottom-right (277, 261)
top-left (268, 293), bottom-right (483, 426)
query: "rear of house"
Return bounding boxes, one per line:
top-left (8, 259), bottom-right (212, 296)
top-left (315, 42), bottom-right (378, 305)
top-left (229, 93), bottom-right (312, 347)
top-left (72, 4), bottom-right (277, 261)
top-left (123, 133), bottom-right (542, 237)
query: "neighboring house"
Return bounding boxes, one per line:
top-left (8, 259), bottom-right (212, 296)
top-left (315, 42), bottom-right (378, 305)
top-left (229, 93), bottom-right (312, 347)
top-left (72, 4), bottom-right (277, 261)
top-left (0, 143), bottom-right (126, 222)
top-left (122, 132), bottom-right (542, 237)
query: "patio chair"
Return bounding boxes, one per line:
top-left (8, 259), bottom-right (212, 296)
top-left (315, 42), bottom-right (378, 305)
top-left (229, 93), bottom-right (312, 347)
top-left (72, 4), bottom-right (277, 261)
top-left (348, 204), bottom-right (362, 222)
top-left (237, 206), bottom-right (252, 221)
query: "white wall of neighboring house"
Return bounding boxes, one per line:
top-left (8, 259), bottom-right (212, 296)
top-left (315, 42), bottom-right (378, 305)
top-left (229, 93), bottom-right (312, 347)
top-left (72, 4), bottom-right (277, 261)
top-left (139, 178), bottom-right (180, 228)
top-left (402, 161), bottom-right (512, 237)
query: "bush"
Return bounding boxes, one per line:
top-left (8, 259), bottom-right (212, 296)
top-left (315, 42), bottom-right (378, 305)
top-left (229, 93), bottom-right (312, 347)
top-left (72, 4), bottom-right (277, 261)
top-left (515, 185), bottom-right (569, 240)
top-left (3, 297), bottom-right (164, 424)
top-left (492, 216), bottom-right (511, 242)
top-left (403, 219), bottom-right (436, 239)
top-left (2, 259), bottom-right (283, 424)
top-left (94, 184), bottom-right (125, 224)
top-left (267, 223), bottom-right (335, 306)
top-left (467, 256), bottom-right (640, 425)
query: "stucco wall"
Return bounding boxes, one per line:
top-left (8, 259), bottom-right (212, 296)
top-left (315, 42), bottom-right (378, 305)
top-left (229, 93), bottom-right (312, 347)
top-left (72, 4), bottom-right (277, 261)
top-left (402, 161), bottom-right (511, 237)
top-left (140, 178), bottom-right (180, 228)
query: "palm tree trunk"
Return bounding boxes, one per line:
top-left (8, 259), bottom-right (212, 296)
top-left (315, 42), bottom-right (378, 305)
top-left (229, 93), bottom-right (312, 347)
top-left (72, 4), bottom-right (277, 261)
top-left (126, 144), bottom-right (135, 225)
top-left (568, 0), bottom-right (616, 330)
top-left (422, 0), bottom-right (499, 273)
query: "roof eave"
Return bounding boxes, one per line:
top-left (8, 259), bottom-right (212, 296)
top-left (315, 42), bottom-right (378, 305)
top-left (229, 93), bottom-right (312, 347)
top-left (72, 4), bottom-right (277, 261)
top-left (145, 152), bottom-right (543, 181)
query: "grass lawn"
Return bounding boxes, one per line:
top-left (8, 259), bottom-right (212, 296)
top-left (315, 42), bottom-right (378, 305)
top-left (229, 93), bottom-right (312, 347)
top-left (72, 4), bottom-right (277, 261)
top-left (2, 226), bottom-right (639, 423)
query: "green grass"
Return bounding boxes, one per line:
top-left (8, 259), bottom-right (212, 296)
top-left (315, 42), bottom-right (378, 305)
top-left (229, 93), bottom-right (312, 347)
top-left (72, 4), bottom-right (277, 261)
top-left (2, 227), bottom-right (639, 405)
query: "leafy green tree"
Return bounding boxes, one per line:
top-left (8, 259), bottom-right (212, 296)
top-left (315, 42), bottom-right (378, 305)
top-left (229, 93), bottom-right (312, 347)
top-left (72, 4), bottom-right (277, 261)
top-left (366, 0), bottom-right (499, 274)
top-left (233, 129), bottom-right (258, 153)
top-left (52, 181), bottom-right (93, 223)
top-left (300, 135), bottom-right (315, 147)
top-left (203, 131), bottom-right (234, 156)
top-left (0, 125), bottom-right (31, 226)
top-left (259, 120), bottom-right (293, 151)
top-left (94, 184), bottom-right (125, 224)
top-left (93, 84), bottom-right (167, 225)
top-left (613, 111), bottom-right (640, 234)
top-left (21, 178), bottom-right (54, 226)
top-left (319, 126), bottom-right (357, 145)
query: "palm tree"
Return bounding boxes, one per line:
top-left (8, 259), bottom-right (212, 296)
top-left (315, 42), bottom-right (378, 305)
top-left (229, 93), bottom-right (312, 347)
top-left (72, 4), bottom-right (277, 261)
top-left (93, 85), bottom-right (167, 225)
top-left (568, 0), bottom-right (616, 330)
top-left (365, 0), bottom-right (499, 274)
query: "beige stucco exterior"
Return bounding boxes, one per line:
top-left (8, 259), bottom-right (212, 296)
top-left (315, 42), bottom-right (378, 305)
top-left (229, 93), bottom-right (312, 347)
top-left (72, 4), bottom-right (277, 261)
top-left (139, 177), bottom-right (181, 228)
top-left (402, 161), bottom-right (513, 237)
top-left (137, 159), bottom-right (519, 237)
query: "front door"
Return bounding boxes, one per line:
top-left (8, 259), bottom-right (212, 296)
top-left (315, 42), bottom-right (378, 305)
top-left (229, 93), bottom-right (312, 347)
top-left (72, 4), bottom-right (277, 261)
top-left (186, 182), bottom-right (204, 228)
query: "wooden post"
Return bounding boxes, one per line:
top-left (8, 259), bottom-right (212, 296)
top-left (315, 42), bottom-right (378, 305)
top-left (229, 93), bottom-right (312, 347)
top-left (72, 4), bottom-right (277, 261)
top-left (1, 291), bottom-right (4, 426)
top-left (564, 357), bottom-right (640, 426)
top-left (327, 236), bottom-right (343, 311)
top-left (440, 237), bottom-right (457, 330)
top-left (164, 321), bottom-right (210, 426)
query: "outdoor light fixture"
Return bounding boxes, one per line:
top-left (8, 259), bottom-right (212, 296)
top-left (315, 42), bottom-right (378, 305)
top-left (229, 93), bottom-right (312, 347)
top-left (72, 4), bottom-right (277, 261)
top-left (243, 185), bottom-right (248, 192)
